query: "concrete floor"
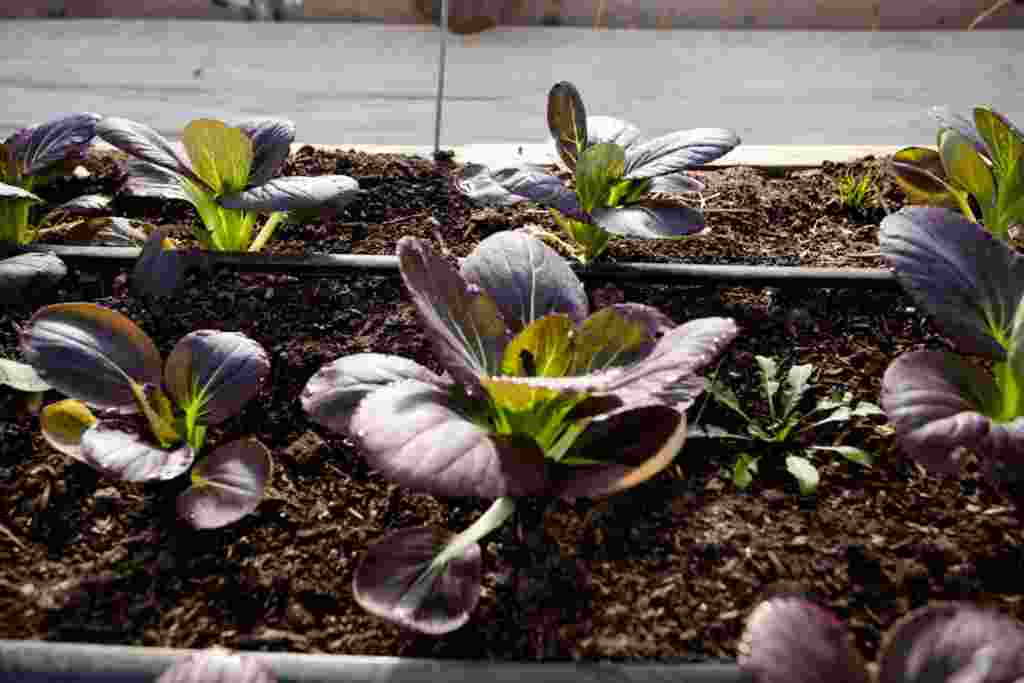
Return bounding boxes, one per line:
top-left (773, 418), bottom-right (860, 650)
top-left (1, 20), bottom-right (1022, 153)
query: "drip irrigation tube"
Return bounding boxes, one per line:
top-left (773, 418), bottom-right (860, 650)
top-left (0, 640), bottom-right (746, 683)
top-left (13, 244), bottom-right (899, 290)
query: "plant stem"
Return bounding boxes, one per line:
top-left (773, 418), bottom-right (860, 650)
top-left (249, 212), bottom-right (286, 252)
top-left (430, 496), bottom-right (516, 570)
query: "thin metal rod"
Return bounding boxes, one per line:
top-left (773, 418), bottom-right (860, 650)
top-left (11, 244), bottom-right (900, 289)
top-left (433, 0), bottom-right (449, 155)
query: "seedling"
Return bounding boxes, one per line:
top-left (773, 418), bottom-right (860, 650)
top-left (835, 170), bottom-right (877, 213)
top-left (458, 82), bottom-right (740, 263)
top-left (0, 113), bottom-right (100, 244)
top-left (880, 206), bottom-right (1024, 498)
top-left (302, 230), bottom-right (737, 633)
top-left (21, 303), bottom-right (272, 529)
top-left (888, 106), bottom-right (1024, 240)
top-left (97, 117), bottom-right (362, 297)
top-left (740, 594), bottom-right (1024, 683)
top-left (689, 355), bottom-right (881, 494)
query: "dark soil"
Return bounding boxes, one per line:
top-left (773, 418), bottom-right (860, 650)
top-left (2, 149), bottom-right (1022, 664)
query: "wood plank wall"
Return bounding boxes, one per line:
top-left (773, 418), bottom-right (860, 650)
top-left (6, 0), bottom-right (1024, 29)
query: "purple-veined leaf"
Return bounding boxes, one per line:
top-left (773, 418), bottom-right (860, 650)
top-left (647, 173), bottom-right (705, 194)
top-left (977, 418), bottom-right (1024, 486)
top-left (877, 602), bottom-right (1024, 683)
top-left (164, 330), bottom-right (269, 424)
top-left (398, 236), bottom-right (509, 384)
top-left (459, 230), bottom-right (588, 333)
top-left (880, 207), bottom-right (1024, 360)
top-left (177, 438), bottom-right (271, 529)
top-left (20, 303), bottom-right (163, 410)
top-left (0, 252), bottom-right (66, 297)
top-left (53, 193), bottom-right (112, 216)
top-left (183, 119), bottom-right (252, 196)
top-left (97, 117), bottom-right (209, 192)
top-left (10, 113), bottom-right (100, 177)
top-left (218, 175), bottom-right (360, 213)
top-left (120, 159), bottom-right (191, 203)
top-left (738, 596), bottom-right (872, 683)
top-left (930, 106), bottom-right (989, 157)
top-left (623, 128), bottom-right (739, 178)
top-left (353, 527), bottom-right (482, 635)
top-left (350, 379), bottom-right (551, 498)
top-left (132, 226), bottom-right (188, 299)
top-left (552, 405), bottom-right (686, 500)
top-left (881, 350), bottom-right (999, 476)
top-left (490, 167), bottom-right (582, 216)
top-left (455, 163), bottom-right (528, 207)
top-left (888, 147), bottom-right (958, 207)
top-left (157, 651), bottom-right (277, 683)
top-left (40, 399), bottom-right (97, 460)
top-left (80, 418), bottom-right (193, 482)
top-left (233, 117), bottom-right (295, 187)
top-left (547, 81), bottom-right (588, 171)
top-left (592, 204), bottom-right (705, 238)
top-left (0, 181), bottom-right (43, 203)
top-left (585, 116), bottom-right (644, 153)
top-left (302, 353), bottom-right (445, 434)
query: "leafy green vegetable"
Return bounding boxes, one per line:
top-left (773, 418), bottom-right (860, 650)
top-left (458, 81), bottom-right (739, 264)
top-left (302, 230), bottom-right (737, 632)
top-left (888, 106), bottom-right (1024, 240)
top-left (689, 355), bottom-right (882, 494)
top-left (21, 303), bottom-right (272, 529)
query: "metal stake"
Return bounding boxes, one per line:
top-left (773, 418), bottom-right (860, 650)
top-left (433, 0), bottom-right (449, 156)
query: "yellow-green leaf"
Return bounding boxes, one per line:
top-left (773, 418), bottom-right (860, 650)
top-left (40, 399), bottom-right (97, 459)
top-left (501, 314), bottom-right (574, 378)
top-left (183, 119), bottom-right (253, 195)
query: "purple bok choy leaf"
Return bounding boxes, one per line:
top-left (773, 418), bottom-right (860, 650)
top-left (97, 116), bottom-right (361, 295)
top-left (21, 303), bottom-right (271, 528)
top-left (0, 251), bottom-right (66, 301)
top-left (460, 82), bottom-right (736, 261)
top-left (879, 206), bottom-right (1024, 490)
top-left (739, 594), bottom-right (1024, 683)
top-left (302, 230), bottom-right (737, 633)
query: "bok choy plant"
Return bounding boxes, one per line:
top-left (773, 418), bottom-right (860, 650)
top-left (97, 117), bottom-right (362, 297)
top-left (458, 81), bottom-right (740, 263)
top-left (740, 592), bottom-right (1024, 683)
top-left (21, 303), bottom-right (272, 529)
top-left (888, 106), bottom-right (1024, 240)
top-left (302, 230), bottom-right (738, 633)
top-left (880, 206), bottom-right (1024, 501)
top-left (0, 112), bottom-right (101, 244)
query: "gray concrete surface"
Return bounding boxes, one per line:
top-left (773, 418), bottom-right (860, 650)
top-left (1, 20), bottom-right (1022, 147)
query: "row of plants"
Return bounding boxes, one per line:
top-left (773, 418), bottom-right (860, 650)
top-left (2, 84), bottom-right (1024, 676)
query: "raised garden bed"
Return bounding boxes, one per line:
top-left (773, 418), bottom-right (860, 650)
top-left (2, 145), bottom-right (1023, 677)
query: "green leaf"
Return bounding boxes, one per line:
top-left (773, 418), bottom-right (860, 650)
top-left (707, 378), bottom-right (747, 419)
top-left (575, 143), bottom-right (625, 213)
top-left (779, 363), bottom-right (814, 421)
top-left (786, 455), bottom-right (819, 495)
top-left (808, 445), bottom-right (874, 467)
top-left (755, 355), bottom-right (781, 416)
top-left (733, 453), bottom-right (758, 489)
top-left (568, 307), bottom-right (651, 375)
top-left (974, 107), bottom-right (1024, 180)
top-left (182, 119), bottom-right (253, 196)
top-left (550, 211), bottom-right (611, 264)
top-left (606, 177), bottom-right (650, 207)
top-left (747, 422), bottom-right (774, 441)
top-left (501, 314), bottom-right (574, 377)
top-left (939, 129), bottom-right (996, 212)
